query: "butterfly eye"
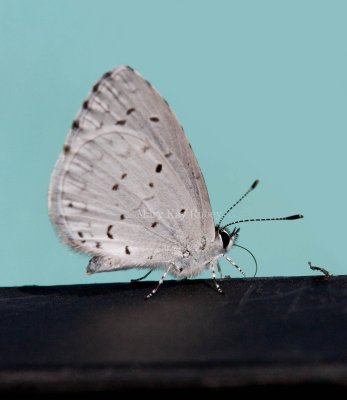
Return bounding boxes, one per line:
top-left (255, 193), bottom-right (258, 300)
top-left (219, 229), bottom-right (231, 249)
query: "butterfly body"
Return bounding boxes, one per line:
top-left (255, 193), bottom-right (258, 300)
top-left (86, 226), bottom-right (237, 279)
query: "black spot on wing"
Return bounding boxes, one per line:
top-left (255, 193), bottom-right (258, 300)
top-left (92, 82), bottom-right (100, 93)
top-left (121, 173), bottom-right (127, 179)
top-left (68, 202), bottom-right (73, 208)
top-left (63, 145), bottom-right (70, 154)
top-left (78, 231), bottom-right (84, 238)
top-left (116, 120), bottom-right (126, 126)
top-left (156, 164), bottom-right (162, 173)
top-left (165, 152), bottom-right (172, 158)
top-left (180, 209), bottom-right (185, 214)
top-left (82, 100), bottom-right (89, 110)
top-left (126, 108), bottom-right (135, 115)
top-left (125, 246), bottom-right (131, 255)
top-left (107, 225), bottom-right (113, 239)
top-left (150, 117), bottom-right (159, 122)
top-left (151, 222), bottom-right (158, 228)
top-left (112, 184), bottom-right (119, 191)
top-left (149, 182), bottom-right (154, 188)
top-left (144, 195), bottom-right (155, 201)
top-left (72, 120), bottom-right (80, 129)
top-left (102, 71), bottom-right (112, 80)
top-left (126, 66), bottom-right (134, 72)
top-left (120, 214), bottom-right (125, 220)
top-left (96, 242), bottom-right (101, 248)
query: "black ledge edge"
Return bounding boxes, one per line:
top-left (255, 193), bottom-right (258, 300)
top-left (0, 275), bottom-right (347, 396)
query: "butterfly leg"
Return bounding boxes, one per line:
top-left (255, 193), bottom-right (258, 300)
top-left (145, 265), bottom-right (172, 300)
top-left (217, 260), bottom-right (223, 279)
top-left (223, 255), bottom-right (246, 277)
top-left (209, 262), bottom-right (224, 294)
top-left (131, 270), bottom-right (153, 282)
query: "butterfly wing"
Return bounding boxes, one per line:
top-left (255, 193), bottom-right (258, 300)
top-left (49, 66), bottom-right (215, 271)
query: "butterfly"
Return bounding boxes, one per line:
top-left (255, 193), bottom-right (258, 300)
top-left (49, 66), bottom-right (303, 298)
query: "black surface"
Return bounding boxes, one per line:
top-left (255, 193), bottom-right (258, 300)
top-left (0, 275), bottom-right (346, 394)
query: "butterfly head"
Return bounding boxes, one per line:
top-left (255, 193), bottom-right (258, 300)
top-left (217, 227), bottom-right (240, 251)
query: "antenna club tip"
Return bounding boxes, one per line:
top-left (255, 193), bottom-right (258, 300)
top-left (286, 214), bottom-right (304, 220)
top-left (251, 179), bottom-right (260, 189)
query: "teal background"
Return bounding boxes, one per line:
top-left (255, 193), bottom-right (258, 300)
top-left (0, 0), bottom-right (345, 286)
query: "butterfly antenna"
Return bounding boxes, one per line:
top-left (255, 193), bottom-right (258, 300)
top-left (222, 214), bottom-right (304, 229)
top-left (131, 270), bottom-right (153, 282)
top-left (216, 180), bottom-right (259, 228)
top-left (233, 244), bottom-right (258, 277)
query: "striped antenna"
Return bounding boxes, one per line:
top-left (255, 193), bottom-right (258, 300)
top-left (222, 214), bottom-right (304, 229)
top-left (216, 180), bottom-right (259, 228)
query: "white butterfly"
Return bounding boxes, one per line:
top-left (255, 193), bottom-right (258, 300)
top-left (49, 66), bottom-right (303, 298)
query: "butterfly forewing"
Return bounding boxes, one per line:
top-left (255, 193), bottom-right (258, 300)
top-left (49, 66), bottom-right (215, 269)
